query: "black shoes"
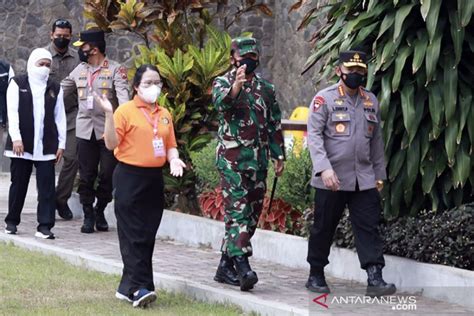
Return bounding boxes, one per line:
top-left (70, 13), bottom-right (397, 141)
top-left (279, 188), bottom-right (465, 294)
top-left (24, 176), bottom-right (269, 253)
top-left (306, 268), bottom-right (330, 293)
top-left (366, 264), bottom-right (396, 297)
top-left (232, 255), bottom-right (258, 291)
top-left (5, 223), bottom-right (17, 235)
top-left (81, 204), bottom-right (95, 233)
top-left (35, 227), bottom-right (55, 239)
top-left (214, 253), bottom-right (240, 286)
top-left (94, 202), bottom-right (109, 232)
top-left (56, 201), bottom-right (73, 220)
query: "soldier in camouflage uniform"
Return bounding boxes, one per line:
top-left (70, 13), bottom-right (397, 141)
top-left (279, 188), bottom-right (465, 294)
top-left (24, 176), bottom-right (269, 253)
top-left (212, 37), bottom-right (285, 291)
top-left (306, 50), bottom-right (396, 297)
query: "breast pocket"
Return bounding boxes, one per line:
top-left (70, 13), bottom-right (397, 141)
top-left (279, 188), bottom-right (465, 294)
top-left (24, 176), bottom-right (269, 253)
top-left (364, 113), bottom-right (378, 138)
top-left (330, 112), bottom-right (351, 137)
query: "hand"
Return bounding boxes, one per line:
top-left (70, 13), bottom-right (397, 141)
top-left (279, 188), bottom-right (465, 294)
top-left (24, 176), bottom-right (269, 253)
top-left (274, 159), bottom-right (284, 177)
top-left (12, 140), bottom-right (24, 156)
top-left (170, 158), bottom-right (186, 177)
top-left (55, 149), bottom-right (64, 164)
top-left (321, 169), bottom-right (340, 191)
top-left (93, 92), bottom-right (113, 113)
top-left (231, 65), bottom-right (247, 95)
top-left (376, 180), bottom-right (384, 192)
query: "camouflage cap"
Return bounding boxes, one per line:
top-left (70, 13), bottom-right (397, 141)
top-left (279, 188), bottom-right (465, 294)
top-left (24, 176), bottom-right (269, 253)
top-left (231, 37), bottom-right (259, 56)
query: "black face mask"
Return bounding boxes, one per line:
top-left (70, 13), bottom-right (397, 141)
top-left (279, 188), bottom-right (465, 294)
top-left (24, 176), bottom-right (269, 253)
top-left (237, 58), bottom-right (259, 74)
top-left (78, 48), bottom-right (91, 63)
top-left (53, 37), bottom-right (70, 50)
top-left (341, 72), bottom-right (366, 89)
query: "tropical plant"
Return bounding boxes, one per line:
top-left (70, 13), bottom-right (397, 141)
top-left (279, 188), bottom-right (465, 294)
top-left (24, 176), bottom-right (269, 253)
top-left (291, 0), bottom-right (474, 218)
top-left (83, 0), bottom-right (272, 213)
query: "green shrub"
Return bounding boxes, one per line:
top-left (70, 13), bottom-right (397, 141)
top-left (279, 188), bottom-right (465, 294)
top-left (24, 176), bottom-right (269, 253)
top-left (267, 148), bottom-right (314, 214)
top-left (324, 203), bottom-right (473, 270)
top-left (190, 139), bottom-right (220, 192)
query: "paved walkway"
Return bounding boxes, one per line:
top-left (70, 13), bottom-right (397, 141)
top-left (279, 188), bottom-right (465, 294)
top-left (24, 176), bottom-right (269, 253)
top-left (0, 174), bottom-right (472, 315)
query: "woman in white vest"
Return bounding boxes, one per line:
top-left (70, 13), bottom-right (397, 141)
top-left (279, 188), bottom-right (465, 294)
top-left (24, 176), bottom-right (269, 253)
top-left (4, 48), bottom-right (67, 239)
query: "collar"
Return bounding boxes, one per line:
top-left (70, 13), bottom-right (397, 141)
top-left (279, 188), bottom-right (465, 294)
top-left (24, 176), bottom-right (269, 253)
top-left (48, 42), bottom-right (72, 58)
top-left (133, 95), bottom-right (161, 113)
top-left (337, 80), bottom-right (367, 99)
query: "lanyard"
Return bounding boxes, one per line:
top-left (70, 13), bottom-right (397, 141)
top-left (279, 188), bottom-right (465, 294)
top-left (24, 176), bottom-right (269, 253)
top-left (140, 107), bottom-right (160, 138)
top-left (87, 68), bottom-right (101, 90)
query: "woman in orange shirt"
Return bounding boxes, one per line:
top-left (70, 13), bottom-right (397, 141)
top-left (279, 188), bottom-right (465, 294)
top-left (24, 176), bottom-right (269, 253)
top-left (95, 64), bottom-right (185, 308)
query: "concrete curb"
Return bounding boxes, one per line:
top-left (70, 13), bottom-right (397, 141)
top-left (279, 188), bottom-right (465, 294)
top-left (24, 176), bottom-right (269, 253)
top-left (153, 210), bottom-right (474, 309)
top-left (0, 233), bottom-right (308, 316)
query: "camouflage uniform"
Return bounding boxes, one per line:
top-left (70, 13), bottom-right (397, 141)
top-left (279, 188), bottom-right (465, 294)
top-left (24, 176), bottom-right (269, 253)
top-left (212, 61), bottom-right (285, 258)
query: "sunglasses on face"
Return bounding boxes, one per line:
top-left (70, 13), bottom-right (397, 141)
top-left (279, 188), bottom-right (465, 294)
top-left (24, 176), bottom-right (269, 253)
top-left (54, 19), bottom-right (72, 28)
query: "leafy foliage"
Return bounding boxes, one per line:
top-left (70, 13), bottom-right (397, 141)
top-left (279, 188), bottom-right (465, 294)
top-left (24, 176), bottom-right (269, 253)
top-left (292, 0), bottom-right (474, 217)
top-left (190, 139), bottom-right (220, 192)
top-left (325, 203), bottom-right (474, 270)
top-left (83, 0), bottom-right (273, 213)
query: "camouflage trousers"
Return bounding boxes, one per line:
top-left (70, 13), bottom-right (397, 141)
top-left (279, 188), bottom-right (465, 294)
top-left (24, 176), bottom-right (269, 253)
top-left (219, 167), bottom-right (267, 257)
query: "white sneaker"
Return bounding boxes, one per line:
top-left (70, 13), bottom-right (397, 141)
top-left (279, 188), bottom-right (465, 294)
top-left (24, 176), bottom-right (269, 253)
top-left (35, 228), bottom-right (55, 239)
top-left (115, 291), bottom-right (132, 303)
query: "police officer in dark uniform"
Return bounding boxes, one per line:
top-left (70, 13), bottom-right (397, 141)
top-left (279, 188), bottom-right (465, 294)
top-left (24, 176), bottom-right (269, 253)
top-left (306, 50), bottom-right (396, 297)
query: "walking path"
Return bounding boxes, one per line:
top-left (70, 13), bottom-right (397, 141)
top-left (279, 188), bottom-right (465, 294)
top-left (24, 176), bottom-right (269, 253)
top-left (0, 174), bottom-right (472, 315)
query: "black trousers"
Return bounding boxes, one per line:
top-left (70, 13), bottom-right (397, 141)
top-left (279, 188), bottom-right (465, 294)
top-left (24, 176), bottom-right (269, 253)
top-left (307, 188), bottom-right (385, 271)
top-left (113, 162), bottom-right (164, 296)
top-left (56, 129), bottom-right (79, 205)
top-left (5, 158), bottom-right (55, 230)
top-left (76, 132), bottom-right (117, 206)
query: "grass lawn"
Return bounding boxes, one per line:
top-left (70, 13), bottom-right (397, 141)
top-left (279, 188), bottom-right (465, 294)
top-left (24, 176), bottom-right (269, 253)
top-left (0, 242), bottom-right (247, 316)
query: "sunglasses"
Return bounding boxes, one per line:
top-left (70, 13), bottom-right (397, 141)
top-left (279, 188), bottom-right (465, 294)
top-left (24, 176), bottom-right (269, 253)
top-left (54, 19), bottom-right (72, 28)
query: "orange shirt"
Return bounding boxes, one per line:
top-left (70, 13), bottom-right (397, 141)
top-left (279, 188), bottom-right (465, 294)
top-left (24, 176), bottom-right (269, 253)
top-left (113, 95), bottom-right (177, 167)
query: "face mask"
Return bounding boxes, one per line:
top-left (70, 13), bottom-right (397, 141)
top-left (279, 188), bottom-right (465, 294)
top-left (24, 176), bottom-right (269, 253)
top-left (138, 84), bottom-right (161, 104)
top-left (29, 66), bottom-right (50, 81)
top-left (237, 57), bottom-right (259, 74)
top-left (53, 37), bottom-right (70, 50)
top-left (341, 72), bottom-right (366, 89)
top-left (78, 48), bottom-right (91, 63)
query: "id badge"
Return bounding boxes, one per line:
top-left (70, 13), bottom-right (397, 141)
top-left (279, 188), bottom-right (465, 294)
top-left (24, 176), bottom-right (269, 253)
top-left (86, 95), bottom-right (94, 110)
top-left (152, 137), bottom-right (166, 157)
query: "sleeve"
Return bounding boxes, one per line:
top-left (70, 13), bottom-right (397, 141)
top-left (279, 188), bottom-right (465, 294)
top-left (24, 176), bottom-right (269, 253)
top-left (113, 65), bottom-right (130, 105)
top-left (6, 80), bottom-right (21, 142)
top-left (212, 75), bottom-right (245, 111)
top-left (113, 109), bottom-right (126, 145)
top-left (54, 88), bottom-right (67, 149)
top-left (307, 93), bottom-right (332, 176)
top-left (267, 86), bottom-right (285, 160)
top-left (370, 99), bottom-right (387, 180)
top-left (61, 67), bottom-right (77, 99)
top-left (8, 66), bottom-right (14, 80)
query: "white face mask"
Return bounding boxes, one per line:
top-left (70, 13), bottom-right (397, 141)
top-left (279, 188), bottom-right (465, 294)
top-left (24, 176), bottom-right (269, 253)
top-left (138, 84), bottom-right (161, 104)
top-left (29, 66), bottom-right (50, 81)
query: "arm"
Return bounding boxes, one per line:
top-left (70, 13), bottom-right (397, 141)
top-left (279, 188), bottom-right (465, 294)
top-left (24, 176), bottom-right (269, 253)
top-left (93, 92), bottom-right (120, 150)
top-left (113, 66), bottom-right (130, 106)
top-left (6, 80), bottom-right (23, 156)
top-left (54, 88), bottom-right (67, 162)
top-left (307, 94), bottom-right (332, 175)
top-left (165, 115), bottom-right (185, 177)
top-left (267, 88), bottom-right (285, 176)
top-left (370, 101), bottom-right (387, 181)
top-left (60, 70), bottom-right (77, 99)
top-left (8, 66), bottom-right (14, 80)
top-left (212, 67), bottom-right (246, 112)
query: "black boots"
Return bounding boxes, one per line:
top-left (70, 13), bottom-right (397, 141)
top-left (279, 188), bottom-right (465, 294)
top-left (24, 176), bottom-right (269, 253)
top-left (95, 202), bottom-right (109, 232)
top-left (81, 204), bottom-right (95, 233)
top-left (366, 264), bottom-right (396, 297)
top-left (232, 255), bottom-right (258, 291)
top-left (306, 268), bottom-right (330, 293)
top-left (214, 253), bottom-right (240, 286)
top-left (56, 201), bottom-right (73, 220)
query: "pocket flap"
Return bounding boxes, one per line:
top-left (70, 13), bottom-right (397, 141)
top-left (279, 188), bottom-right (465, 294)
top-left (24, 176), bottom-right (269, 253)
top-left (331, 112), bottom-right (351, 122)
top-left (365, 113), bottom-right (378, 123)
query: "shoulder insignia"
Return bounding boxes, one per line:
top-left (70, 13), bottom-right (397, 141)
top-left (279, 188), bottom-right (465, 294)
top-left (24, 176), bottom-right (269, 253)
top-left (312, 95), bottom-right (326, 112)
top-left (102, 60), bottom-right (109, 68)
top-left (338, 85), bottom-right (345, 97)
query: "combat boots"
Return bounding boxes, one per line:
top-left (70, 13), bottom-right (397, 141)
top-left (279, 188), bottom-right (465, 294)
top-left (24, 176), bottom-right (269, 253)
top-left (306, 267), bottom-right (330, 293)
top-left (81, 204), bottom-right (95, 233)
top-left (95, 201), bottom-right (109, 232)
top-left (366, 264), bottom-right (396, 297)
top-left (214, 253), bottom-right (240, 286)
top-left (232, 255), bottom-right (258, 291)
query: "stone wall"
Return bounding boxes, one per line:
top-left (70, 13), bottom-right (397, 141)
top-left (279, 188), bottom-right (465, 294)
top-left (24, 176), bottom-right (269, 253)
top-left (0, 0), bottom-right (323, 114)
